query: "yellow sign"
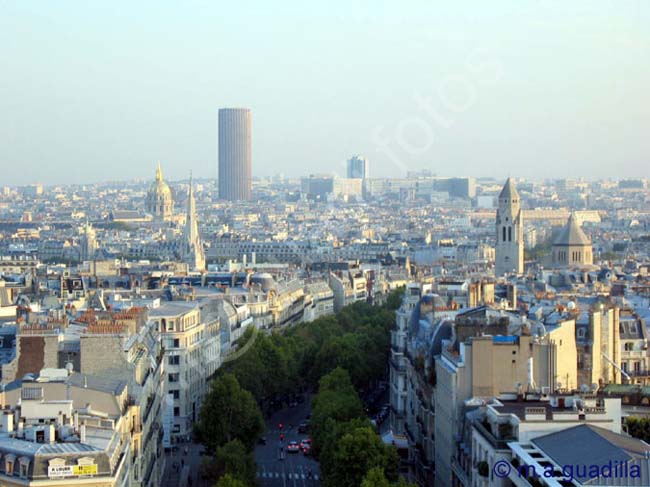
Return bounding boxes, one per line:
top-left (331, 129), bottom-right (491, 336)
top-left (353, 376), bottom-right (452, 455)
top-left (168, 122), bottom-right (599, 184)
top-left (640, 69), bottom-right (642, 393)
top-left (73, 464), bottom-right (98, 475)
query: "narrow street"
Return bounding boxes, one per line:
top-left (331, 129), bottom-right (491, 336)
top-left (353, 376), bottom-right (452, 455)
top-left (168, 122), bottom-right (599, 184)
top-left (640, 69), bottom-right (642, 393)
top-left (255, 396), bottom-right (321, 486)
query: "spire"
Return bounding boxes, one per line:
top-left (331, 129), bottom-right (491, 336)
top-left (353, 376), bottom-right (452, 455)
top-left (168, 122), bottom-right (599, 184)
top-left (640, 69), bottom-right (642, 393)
top-left (499, 177), bottom-right (519, 200)
top-left (182, 171), bottom-right (205, 271)
top-left (156, 161), bottom-right (163, 181)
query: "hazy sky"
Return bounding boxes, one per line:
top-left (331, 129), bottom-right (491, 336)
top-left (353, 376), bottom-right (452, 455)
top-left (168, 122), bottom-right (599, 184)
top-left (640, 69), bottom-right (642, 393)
top-left (1, 1), bottom-right (649, 185)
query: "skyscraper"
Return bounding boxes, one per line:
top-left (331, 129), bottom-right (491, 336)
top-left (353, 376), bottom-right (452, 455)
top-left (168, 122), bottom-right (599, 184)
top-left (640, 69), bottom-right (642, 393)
top-left (218, 108), bottom-right (252, 201)
top-left (495, 178), bottom-right (524, 276)
top-left (347, 155), bottom-right (369, 179)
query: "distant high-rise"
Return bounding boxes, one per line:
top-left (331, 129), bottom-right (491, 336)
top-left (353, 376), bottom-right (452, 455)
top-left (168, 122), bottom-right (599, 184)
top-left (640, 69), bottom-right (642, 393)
top-left (495, 178), bottom-right (524, 277)
top-left (347, 155), bottom-right (369, 179)
top-left (218, 108), bottom-right (252, 201)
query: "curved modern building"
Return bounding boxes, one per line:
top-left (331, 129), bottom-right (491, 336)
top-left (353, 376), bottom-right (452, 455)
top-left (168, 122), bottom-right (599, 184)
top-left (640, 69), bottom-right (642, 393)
top-left (218, 108), bottom-right (252, 201)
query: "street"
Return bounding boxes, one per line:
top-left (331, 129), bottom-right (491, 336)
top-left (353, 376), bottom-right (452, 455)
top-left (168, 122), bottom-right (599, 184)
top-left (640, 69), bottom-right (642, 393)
top-left (255, 395), bottom-right (321, 486)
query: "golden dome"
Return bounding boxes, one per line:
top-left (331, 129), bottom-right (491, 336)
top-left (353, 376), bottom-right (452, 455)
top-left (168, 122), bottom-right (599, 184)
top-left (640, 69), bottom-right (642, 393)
top-left (146, 162), bottom-right (174, 219)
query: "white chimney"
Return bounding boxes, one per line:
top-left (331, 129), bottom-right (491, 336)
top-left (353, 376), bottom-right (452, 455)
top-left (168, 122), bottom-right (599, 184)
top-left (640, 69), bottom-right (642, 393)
top-left (46, 424), bottom-right (56, 444)
top-left (80, 423), bottom-right (86, 443)
top-left (527, 357), bottom-right (535, 390)
top-left (1, 412), bottom-right (13, 433)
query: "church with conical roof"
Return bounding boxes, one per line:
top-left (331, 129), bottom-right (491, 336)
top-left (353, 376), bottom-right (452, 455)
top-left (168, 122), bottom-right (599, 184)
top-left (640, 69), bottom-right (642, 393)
top-left (145, 162), bottom-right (174, 221)
top-left (552, 213), bottom-right (593, 267)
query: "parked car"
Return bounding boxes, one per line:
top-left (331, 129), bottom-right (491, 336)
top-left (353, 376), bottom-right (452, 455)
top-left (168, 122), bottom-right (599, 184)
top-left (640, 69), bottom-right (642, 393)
top-left (298, 421), bottom-right (310, 433)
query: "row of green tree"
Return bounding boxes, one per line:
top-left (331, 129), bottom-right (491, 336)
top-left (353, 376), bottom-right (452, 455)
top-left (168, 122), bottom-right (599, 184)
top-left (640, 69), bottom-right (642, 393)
top-left (221, 292), bottom-right (403, 408)
top-left (196, 289), bottom-right (409, 486)
top-left (311, 367), bottom-right (413, 487)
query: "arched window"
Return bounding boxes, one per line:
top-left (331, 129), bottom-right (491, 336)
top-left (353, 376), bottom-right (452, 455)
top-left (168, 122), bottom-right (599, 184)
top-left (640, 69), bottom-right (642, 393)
top-left (502, 226), bottom-right (506, 242)
top-left (508, 227), bottom-right (512, 242)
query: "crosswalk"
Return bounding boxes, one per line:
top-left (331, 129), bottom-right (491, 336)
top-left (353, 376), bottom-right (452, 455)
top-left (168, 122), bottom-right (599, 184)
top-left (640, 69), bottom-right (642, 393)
top-left (257, 471), bottom-right (319, 480)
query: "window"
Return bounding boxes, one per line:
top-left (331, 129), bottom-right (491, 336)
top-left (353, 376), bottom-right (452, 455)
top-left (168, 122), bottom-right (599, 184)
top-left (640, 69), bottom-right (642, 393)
top-left (629, 322), bottom-right (638, 334)
top-left (172, 338), bottom-right (180, 348)
top-left (168, 355), bottom-right (180, 366)
top-left (168, 373), bottom-right (179, 383)
top-left (508, 226), bottom-right (512, 242)
top-left (502, 226), bottom-right (506, 242)
top-left (173, 407), bottom-right (180, 417)
top-left (625, 343), bottom-right (633, 352)
top-left (577, 328), bottom-right (586, 339)
top-left (171, 390), bottom-right (180, 400)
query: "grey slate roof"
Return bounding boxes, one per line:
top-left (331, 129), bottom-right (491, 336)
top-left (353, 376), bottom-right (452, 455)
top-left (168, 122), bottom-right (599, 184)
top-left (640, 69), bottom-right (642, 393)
top-left (532, 424), bottom-right (650, 485)
top-left (499, 178), bottom-right (519, 199)
top-left (67, 373), bottom-right (127, 396)
top-left (553, 213), bottom-right (592, 246)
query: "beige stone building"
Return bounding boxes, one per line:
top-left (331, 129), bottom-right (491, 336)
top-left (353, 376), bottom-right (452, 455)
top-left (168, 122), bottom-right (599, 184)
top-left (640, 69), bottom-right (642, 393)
top-left (148, 299), bottom-right (220, 444)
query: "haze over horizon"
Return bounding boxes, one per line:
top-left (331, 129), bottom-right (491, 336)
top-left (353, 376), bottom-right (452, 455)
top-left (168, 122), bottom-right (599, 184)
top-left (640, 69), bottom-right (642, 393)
top-left (1, 1), bottom-right (649, 186)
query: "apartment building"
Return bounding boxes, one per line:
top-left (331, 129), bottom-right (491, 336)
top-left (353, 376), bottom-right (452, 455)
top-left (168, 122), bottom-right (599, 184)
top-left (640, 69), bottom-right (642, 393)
top-left (148, 299), bottom-right (220, 443)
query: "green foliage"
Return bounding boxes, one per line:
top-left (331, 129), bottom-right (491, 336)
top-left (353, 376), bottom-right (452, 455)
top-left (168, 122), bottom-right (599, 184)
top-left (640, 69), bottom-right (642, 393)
top-left (361, 467), bottom-right (416, 487)
top-left (626, 416), bottom-right (650, 443)
top-left (323, 426), bottom-right (399, 487)
top-left (361, 467), bottom-right (391, 487)
top-left (196, 374), bottom-right (264, 453)
top-left (311, 368), bottom-right (364, 455)
top-left (385, 286), bottom-right (405, 310)
top-left (201, 440), bottom-right (257, 486)
top-left (222, 289), bottom-right (401, 406)
top-left (215, 474), bottom-right (248, 487)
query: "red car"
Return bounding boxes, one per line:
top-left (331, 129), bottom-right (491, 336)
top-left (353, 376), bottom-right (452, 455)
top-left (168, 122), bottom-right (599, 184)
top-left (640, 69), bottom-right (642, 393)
top-left (300, 438), bottom-right (312, 455)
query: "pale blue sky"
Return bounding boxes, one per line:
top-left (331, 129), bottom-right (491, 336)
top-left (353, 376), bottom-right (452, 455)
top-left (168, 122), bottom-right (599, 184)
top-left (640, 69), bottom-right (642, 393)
top-left (1, 1), bottom-right (648, 185)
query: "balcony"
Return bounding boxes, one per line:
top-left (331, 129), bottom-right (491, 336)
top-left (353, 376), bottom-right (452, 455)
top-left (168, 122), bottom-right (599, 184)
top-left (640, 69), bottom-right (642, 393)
top-left (625, 369), bottom-right (650, 378)
top-left (451, 456), bottom-right (470, 486)
top-left (473, 420), bottom-right (514, 451)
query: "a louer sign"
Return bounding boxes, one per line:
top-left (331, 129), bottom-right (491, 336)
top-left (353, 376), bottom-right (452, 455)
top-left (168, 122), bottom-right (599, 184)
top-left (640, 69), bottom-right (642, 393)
top-left (48, 464), bottom-right (98, 478)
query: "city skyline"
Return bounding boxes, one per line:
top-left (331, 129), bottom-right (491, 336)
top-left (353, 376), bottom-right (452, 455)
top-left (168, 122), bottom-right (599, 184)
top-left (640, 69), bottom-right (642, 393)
top-left (2, 1), bottom-right (649, 185)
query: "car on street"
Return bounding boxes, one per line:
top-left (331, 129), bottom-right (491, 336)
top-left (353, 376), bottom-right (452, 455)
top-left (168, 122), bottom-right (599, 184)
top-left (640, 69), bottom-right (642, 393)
top-left (286, 441), bottom-right (301, 453)
top-left (300, 438), bottom-right (312, 455)
top-left (298, 421), bottom-right (310, 433)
